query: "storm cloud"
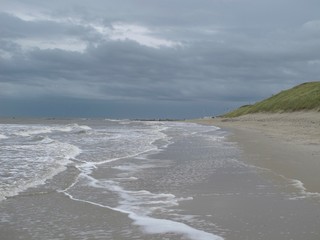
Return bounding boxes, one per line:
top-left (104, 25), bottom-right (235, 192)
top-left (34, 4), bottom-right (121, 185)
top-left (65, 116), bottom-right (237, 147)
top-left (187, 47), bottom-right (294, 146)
top-left (1, 0), bottom-right (320, 118)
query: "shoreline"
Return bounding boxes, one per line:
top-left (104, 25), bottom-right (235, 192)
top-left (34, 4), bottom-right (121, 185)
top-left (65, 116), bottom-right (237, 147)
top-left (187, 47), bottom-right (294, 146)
top-left (191, 112), bottom-right (320, 194)
top-left (1, 117), bottom-right (320, 239)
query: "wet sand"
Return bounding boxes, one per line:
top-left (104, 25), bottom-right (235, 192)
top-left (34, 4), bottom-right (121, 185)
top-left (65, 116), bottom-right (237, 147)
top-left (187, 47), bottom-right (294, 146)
top-left (192, 112), bottom-right (320, 194)
top-left (186, 112), bottom-right (320, 239)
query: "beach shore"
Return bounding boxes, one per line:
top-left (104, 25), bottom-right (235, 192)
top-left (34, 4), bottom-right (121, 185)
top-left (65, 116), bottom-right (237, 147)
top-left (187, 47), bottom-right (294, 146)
top-left (1, 117), bottom-right (320, 239)
top-left (192, 112), bottom-right (320, 194)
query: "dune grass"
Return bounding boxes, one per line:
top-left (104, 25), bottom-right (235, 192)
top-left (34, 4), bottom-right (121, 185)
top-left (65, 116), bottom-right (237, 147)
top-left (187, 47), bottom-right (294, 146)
top-left (223, 82), bottom-right (320, 117)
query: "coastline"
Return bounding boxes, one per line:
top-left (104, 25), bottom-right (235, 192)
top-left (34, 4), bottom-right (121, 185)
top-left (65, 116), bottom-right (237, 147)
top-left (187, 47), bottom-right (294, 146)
top-left (191, 112), bottom-right (320, 194)
top-left (1, 117), bottom-right (320, 239)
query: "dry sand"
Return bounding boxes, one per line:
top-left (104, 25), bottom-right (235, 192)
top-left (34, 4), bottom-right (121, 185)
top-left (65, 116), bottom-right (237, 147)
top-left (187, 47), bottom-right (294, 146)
top-left (192, 111), bottom-right (320, 194)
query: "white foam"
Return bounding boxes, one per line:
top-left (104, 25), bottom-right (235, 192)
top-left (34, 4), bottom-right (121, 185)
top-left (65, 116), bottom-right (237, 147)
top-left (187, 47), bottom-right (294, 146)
top-left (130, 213), bottom-right (223, 240)
top-left (71, 173), bottom-right (221, 239)
top-left (289, 179), bottom-right (320, 199)
top-left (0, 134), bottom-right (8, 139)
top-left (56, 120), bottom-right (226, 239)
top-left (112, 164), bottom-right (156, 173)
top-left (1, 161), bottom-right (68, 200)
top-left (91, 144), bottom-right (161, 166)
top-left (112, 165), bottom-right (137, 171)
top-left (39, 136), bottom-right (55, 144)
top-left (256, 165), bottom-right (320, 200)
top-left (115, 177), bottom-right (139, 181)
top-left (76, 122), bottom-right (170, 166)
top-left (15, 127), bottom-right (52, 137)
top-left (78, 161), bottom-right (97, 175)
top-left (3, 123), bottom-right (92, 137)
top-left (61, 181), bottom-right (222, 240)
top-left (104, 118), bottom-right (123, 122)
top-left (76, 124), bottom-right (92, 130)
top-left (52, 124), bottom-right (92, 133)
top-left (65, 196), bottom-right (222, 240)
top-left (0, 138), bottom-right (82, 201)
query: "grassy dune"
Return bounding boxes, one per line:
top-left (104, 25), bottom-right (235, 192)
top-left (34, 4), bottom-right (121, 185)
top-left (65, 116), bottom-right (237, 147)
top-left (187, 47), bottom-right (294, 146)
top-left (223, 82), bottom-right (320, 117)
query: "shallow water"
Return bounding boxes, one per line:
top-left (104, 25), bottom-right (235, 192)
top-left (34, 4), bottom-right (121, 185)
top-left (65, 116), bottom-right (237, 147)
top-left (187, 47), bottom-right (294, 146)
top-left (1, 119), bottom-right (319, 240)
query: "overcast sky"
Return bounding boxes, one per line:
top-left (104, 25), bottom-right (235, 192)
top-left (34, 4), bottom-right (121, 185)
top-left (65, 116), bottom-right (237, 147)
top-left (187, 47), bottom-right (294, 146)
top-left (1, 0), bottom-right (320, 118)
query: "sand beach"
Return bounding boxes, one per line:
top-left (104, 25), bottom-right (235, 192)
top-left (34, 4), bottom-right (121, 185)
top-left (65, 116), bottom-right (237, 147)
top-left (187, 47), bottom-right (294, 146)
top-left (193, 112), bottom-right (320, 194)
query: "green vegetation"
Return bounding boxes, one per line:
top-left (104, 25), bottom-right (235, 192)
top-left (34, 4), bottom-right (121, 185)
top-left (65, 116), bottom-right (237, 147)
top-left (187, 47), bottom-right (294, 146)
top-left (223, 82), bottom-right (320, 117)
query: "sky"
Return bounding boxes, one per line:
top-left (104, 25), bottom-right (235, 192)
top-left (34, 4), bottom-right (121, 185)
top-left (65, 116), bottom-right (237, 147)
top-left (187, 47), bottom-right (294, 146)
top-left (1, 0), bottom-right (320, 119)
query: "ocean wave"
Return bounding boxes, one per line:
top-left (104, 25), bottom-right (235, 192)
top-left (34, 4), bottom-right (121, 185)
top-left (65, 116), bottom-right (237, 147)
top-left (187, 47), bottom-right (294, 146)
top-left (14, 127), bottom-right (52, 137)
top-left (289, 179), bottom-right (320, 199)
top-left (51, 123), bottom-right (92, 133)
top-left (63, 173), bottom-right (223, 240)
top-left (0, 134), bottom-right (8, 139)
top-left (0, 123), bottom-right (92, 138)
top-left (0, 138), bottom-right (81, 201)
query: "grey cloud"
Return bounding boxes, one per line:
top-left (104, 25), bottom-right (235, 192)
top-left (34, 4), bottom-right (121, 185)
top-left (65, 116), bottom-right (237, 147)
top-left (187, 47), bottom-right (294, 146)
top-left (1, 0), bottom-right (320, 118)
top-left (0, 13), bottom-right (82, 39)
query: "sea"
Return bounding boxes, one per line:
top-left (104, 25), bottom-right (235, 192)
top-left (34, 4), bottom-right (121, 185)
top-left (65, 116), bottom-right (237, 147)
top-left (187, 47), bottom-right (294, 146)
top-left (0, 118), bottom-right (319, 240)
